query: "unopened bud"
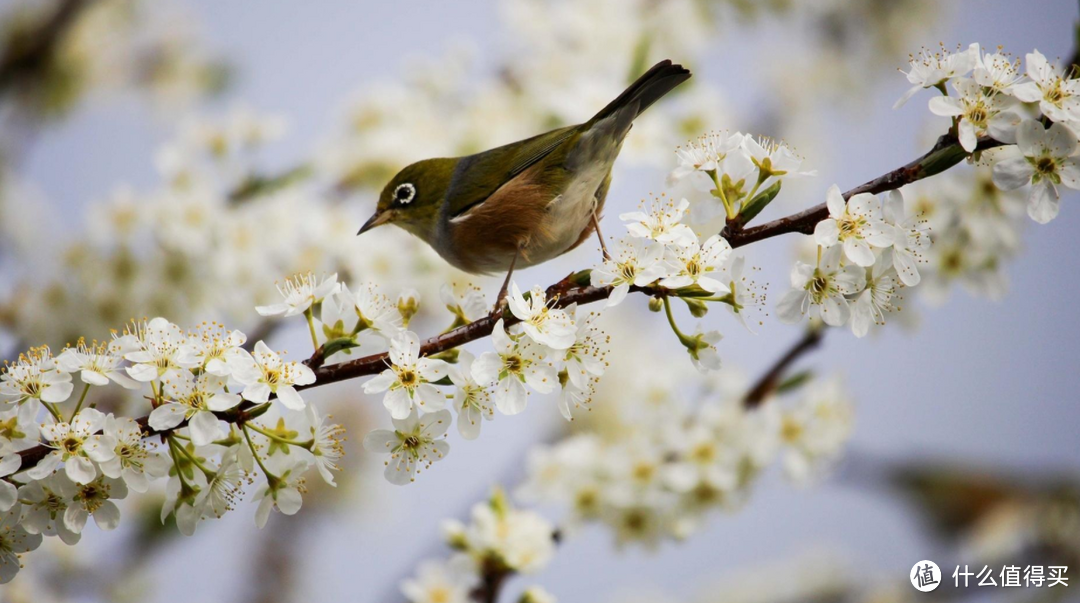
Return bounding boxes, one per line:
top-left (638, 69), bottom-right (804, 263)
top-left (397, 288), bottom-right (421, 327)
top-left (648, 297), bottom-right (664, 312)
top-left (682, 297), bottom-right (709, 318)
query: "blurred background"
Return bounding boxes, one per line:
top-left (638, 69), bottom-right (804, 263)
top-left (0, 0), bottom-right (1078, 602)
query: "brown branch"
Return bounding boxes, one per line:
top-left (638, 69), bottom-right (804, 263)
top-left (723, 134), bottom-right (1006, 247)
top-left (742, 327), bottom-right (824, 408)
top-left (10, 130), bottom-right (991, 477)
top-left (0, 0), bottom-right (95, 95)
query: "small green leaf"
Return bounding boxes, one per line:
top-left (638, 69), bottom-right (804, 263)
top-left (739, 180), bottom-right (782, 224)
top-left (776, 370), bottom-right (814, 395)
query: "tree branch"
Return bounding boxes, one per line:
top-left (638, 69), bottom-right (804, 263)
top-left (723, 134), bottom-right (1005, 247)
top-left (0, 0), bottom-right (95, 95)
top-left (10, 130), bottom-right (991, 477)
top-left (742, 327), bottom-right (824, 408)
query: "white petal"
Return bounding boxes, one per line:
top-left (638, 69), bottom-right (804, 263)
top-left (1027, 182), bottom-right (1061, 224)
top-left (148, 403), bottom-right (187, 431)
top-left (92, 500), bottom-right (122, 530)
top-left (65, 456), bottom-right (97, 485)
top-left (992, 158), bottom-right (1034, 190)
top-left (383, 388), bottom-right (413, 420)
top-left (189, 411), bottom-right (225, 446)
top-left (276, 385), bottom-right (306, 411)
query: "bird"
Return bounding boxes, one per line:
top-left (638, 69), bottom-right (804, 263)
top-left (357, 60), bottom-right (691, 305)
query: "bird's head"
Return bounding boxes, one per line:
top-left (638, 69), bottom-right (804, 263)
top-left (358, 157), bottom-right (458, 242)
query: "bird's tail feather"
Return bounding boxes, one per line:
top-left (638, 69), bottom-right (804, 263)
top-left (588, 60), bottom-right (691, 128)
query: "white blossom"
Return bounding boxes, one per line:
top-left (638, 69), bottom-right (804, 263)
top-left (619, 196), bottom-right (696, 246)
top-left (472, 320), bottom-right (557, 416)
top-left (253, 454), bottom-right (311, 528)
top-left (0, 508), bottom-right (43, 583)
top-left (1011, 50), bottom-right (1080, 124)
top-left (813, 186), bottom-right (893, 267)
top-left (448, 351), bottom-right (494, 440)
top-left (401, 558), bottom-right (478, 603)
top-left (176, 324), bottom-right (248, 377)
top-left (0, 346), bottom-right (74, 406)
top-left (150, 371), bottom-right (240, 446)
top-left (850, 254), bottom-right (898, 338)
top-left (992, 120), bottom-right (1080, 223)
top-left (119, 318), bottom-right (192, 383)
top-left (256, 272), bottom-right (339, 317)
top-left (590, 236), bottom-right (669, 307)
top-left (304, 406), bottom-right (345, 486)
top-left (659, 234), bottom-right (733, 293)
top-left (17, 473), bottom-right (81, 545)
top-left (363, 409), bottom-right (451, 485)
top-left (232, 341), bottom-right (316, 410)
top-left (508, 282), bottom-right (577, 349)
top-left (776, 246), bottom-right (866, 327)
top-left (63, 475), bottom-right (128, 534)
top-left (893, 43), bottom-right (978, 109)
top-left (882, 189), bottom-right (930, 287)
top-left (30, 408), bottom-right (116, 485)
top-left (929, 77), bottom-right (1021, 151)
top-left (362, 331), bottom-right (449, 420)
top-left (779, 377), bottom-right (854, 483)
top-left (56, 340), bottom-right (140, 389)
top-left (96, 415), bottom-right (171, 492)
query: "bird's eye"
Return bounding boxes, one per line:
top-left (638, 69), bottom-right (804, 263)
top-left (393, 183), bottom-right (416, 205)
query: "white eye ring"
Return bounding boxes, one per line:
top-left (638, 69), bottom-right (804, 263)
top-left (394, 182), bottom-right (416, 205)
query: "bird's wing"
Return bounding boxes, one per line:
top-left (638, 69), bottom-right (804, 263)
top-left (445, 125), bottom-right (579, 219)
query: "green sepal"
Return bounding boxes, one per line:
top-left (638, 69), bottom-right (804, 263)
top-left (569, 269), bottom-right (594, 287)
top-left (429, 349), bottom-right (460, 364)
top-left (739, 180), bottom-right (782, 225)
top-left (321, 336), bottom-right (359, 360)
top-left (682, 297), bottom-right (709, 318)
top-left (918, 140), bottom-right (970, 179)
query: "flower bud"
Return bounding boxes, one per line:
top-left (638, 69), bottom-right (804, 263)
top-left (648, 297), bottom-right (664, 312)
top-left (682, 297), bottom-right (709, 318)
top-left (397, 288), bottom-right (421, 327)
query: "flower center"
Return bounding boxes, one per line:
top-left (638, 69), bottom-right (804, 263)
top-left (966, 104), bottom-right (988, 126)
top-left (837, 216), bottom-right (864, 239)
top-left (1046, 80), bottom-right (1066, 105)
top-left (1035, 156), bottom-right (1058, 177)
top-left (398, 369), bottom-right (418, 388)
top-left (505, 355), bottom-right (523, 374)
top-left (808, 275), bottom-right (831, 303)
top-left (62, 436), bottom-right (82, 455)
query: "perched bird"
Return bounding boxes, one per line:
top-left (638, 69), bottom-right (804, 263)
top-left (358, 60), bottom-right (691, 301)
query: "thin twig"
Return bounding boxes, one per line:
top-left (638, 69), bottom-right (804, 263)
top-left (742, 328), bottom-right (824, 408)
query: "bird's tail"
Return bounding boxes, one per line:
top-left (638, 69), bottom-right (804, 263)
top-left (588, 60), bottom-right (691, 128)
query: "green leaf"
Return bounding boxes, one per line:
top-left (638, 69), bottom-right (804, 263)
top-left (776, 370), bottom-right (814, 395)
top-left (739, 180), bottom-right (782, 225)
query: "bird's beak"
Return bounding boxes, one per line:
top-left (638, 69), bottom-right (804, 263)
top-left (357, 210), bottom-right (391, 235)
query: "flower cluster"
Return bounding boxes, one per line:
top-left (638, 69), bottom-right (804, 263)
top-left (515, 375), bottom-right (853, 548)
top-left (0, 315), bottom-right (345, 582)
top-left (592, 195), bottom-right (767, 369)
top-left (401, 489), bottom-right (557, 603)
top-left (897, 44), bottom-right (1080, 223)
top-left (668, 131), bottom-right (815, 223)
top-left (363, 284), bottom-right (609, 484)
top-left (776, 186), bottom-right (927, 337)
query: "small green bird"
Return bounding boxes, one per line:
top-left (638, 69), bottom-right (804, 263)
top-left (358, 60), bottom-right (691, 300)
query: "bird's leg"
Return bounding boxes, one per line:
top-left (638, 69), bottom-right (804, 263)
top-left (490, 246), bottom-right (521, 318)
top-left (592, 210), bottom-right (611, 261)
